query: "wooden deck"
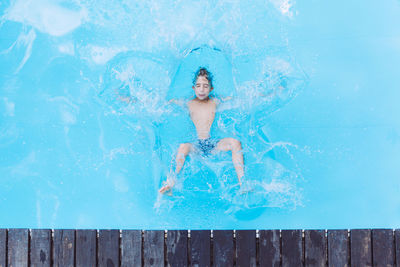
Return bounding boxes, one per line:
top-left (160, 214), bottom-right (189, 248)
top-left (0, 229), bottom-right (397, 266)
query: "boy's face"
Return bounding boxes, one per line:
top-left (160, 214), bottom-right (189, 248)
top-left (193, 76), bottom-right (213, 100)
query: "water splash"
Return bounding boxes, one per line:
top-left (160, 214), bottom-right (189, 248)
top-left (268, 0), bottom-right (295, 18)
top-left (154, 153), bottom-right (303, 218)
top-left (1, 0), bottom-right (308, 223)
top-left (4, 0), bottom-right (87, 36)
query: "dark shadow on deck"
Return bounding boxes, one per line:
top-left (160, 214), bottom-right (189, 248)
top-left (0, 228), bottom-right (397, 266)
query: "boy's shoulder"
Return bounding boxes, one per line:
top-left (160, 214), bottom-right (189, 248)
top-left (209, 97), bottom-right (219, 105)
top-left (188, 99), bottom-right (195, 106)
top-left (189, 97), bottom-right (218, 105)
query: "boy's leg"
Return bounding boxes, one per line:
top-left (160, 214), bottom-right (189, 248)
top-left (159, 143), bottom-right (192, 194)
top-left (216, 138), bottom-right (244, 185)
top-left (175, 143), bottom-right (193, 174)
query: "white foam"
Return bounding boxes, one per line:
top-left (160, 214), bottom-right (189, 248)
top-left (2, 97), bottom-right (15, 116)
top-left (10, 29), bottom-right (36, 73)
top-left (268, 0), bottom-right (294, 18)
top-left (113, 173), bottom-right (129, 193)
top-left (10, 151), bottom-right (38, 177)
top-left (81, 45), bottom-right (127, 65)
top-left (61, 110), bottom-right (76, 125)
top-left (5, 0), bottom-right (87, 36)
top-left (104, 147), bottom-right (133, 161)
top-left (47, 96), bottom-right (79, 125)
top-left (58, 42), bottom-right (75, 55)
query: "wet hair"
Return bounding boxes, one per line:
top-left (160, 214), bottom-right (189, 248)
top-left (193, 67), bottom-right (213, 88)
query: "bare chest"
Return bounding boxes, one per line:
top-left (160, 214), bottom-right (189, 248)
top-left (189, 101), bottom-right (216, 124)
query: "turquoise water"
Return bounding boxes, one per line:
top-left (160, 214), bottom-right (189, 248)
top-left (1, 0), bottom-right (400, 229)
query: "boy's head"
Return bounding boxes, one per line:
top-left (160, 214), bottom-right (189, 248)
top-left (192, 67), bottom-right (214, 100)
top-left (193, 67), bottom-right (213, 88)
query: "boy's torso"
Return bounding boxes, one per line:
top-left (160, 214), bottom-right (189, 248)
top-left (188, 98), bottom-right (217, 139)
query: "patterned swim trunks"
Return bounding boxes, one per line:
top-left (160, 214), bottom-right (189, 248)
top-left (195, 138), bottom-right (218, 156)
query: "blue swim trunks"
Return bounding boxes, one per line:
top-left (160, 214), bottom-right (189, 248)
top-left (195, 138), bottom-right (218, 156)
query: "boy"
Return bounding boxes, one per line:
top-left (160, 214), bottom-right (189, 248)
top-left (159, 67), bottom-right (244, 194)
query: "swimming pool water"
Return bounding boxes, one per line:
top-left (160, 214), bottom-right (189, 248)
top-left (1, 0), bottom-right (400, 229)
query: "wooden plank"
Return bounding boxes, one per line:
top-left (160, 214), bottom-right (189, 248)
top-left (350, 229), bottom-right (372, 267)
top-left (121, 230), bottom-right (142, 267)
top-left (166, 230), bottom-right (187, 267)
top-left (259, 230), bottom-right (280, 267)
top-left (281, 230), bottom-right (303, 267)
top-left (236, 230), bottom-right (256, 267)
top-left (327, 230), bottom-right (349, 267)
top-left (2, 228), bottom-right (400, 267)
top-left (304, 230), bottom-right (326, 267)
top-left (30, 229), bottom-right (51, 267)
top-left (76, 230), bottom-right (97, 267)
top-left (190, 230), bottom-right (210, 267)
top-left (98, 230), bottom-right (120, 267)
top-left (213, 230), bottom-right (234, 266)
top-left (53, 229), bottom-right (75, 267)
top-left (143, 230), bottom-right (164, 267)
top-left (8, 228), bottom-right (29, 267)
top-left (396, 229), bottom-right (400, 267)
top-left (372, 229), bottom-right (394, 267)
top-left (0, 229), bottom-right (6, 267)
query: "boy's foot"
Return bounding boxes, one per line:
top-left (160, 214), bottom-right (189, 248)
top-left (159, 184), bottom-right (172, 194)
top-left (238, 179), bottom-right (254, 195)
top-left (159, 173), bottom-right (177, 194)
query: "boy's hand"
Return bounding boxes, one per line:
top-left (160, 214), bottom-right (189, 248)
top-left (168, 99), bottom-right (185, 107)
top-left (168, 99), bottom-right (180, 104)
top-left (222, 96), bottom-right (232, 101)
top-left (118, 96), bottom-right (132, 103)
top-left (159, 177), bottom-right (176, 194)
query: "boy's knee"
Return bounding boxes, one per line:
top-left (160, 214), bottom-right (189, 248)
top-left (229, 138), bottom-right (242, 151)
top-left (178, 143), bottom-right (191, 155)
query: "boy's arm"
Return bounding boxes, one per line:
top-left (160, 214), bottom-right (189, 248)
top-left (115, 88), bottom-right (137, 104)
top-left (220, 96), bottom-right (232, 102)
top-left (168, 98), bottom-right (187, 108)
top-left (213, 95), bottom-right (232, 105)
top-left (168, 99), bottom-right (181, 104)
top-left (118, 95), bottom-right (137, 104)
top-left (258, 85), bottom-right (285, 99)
